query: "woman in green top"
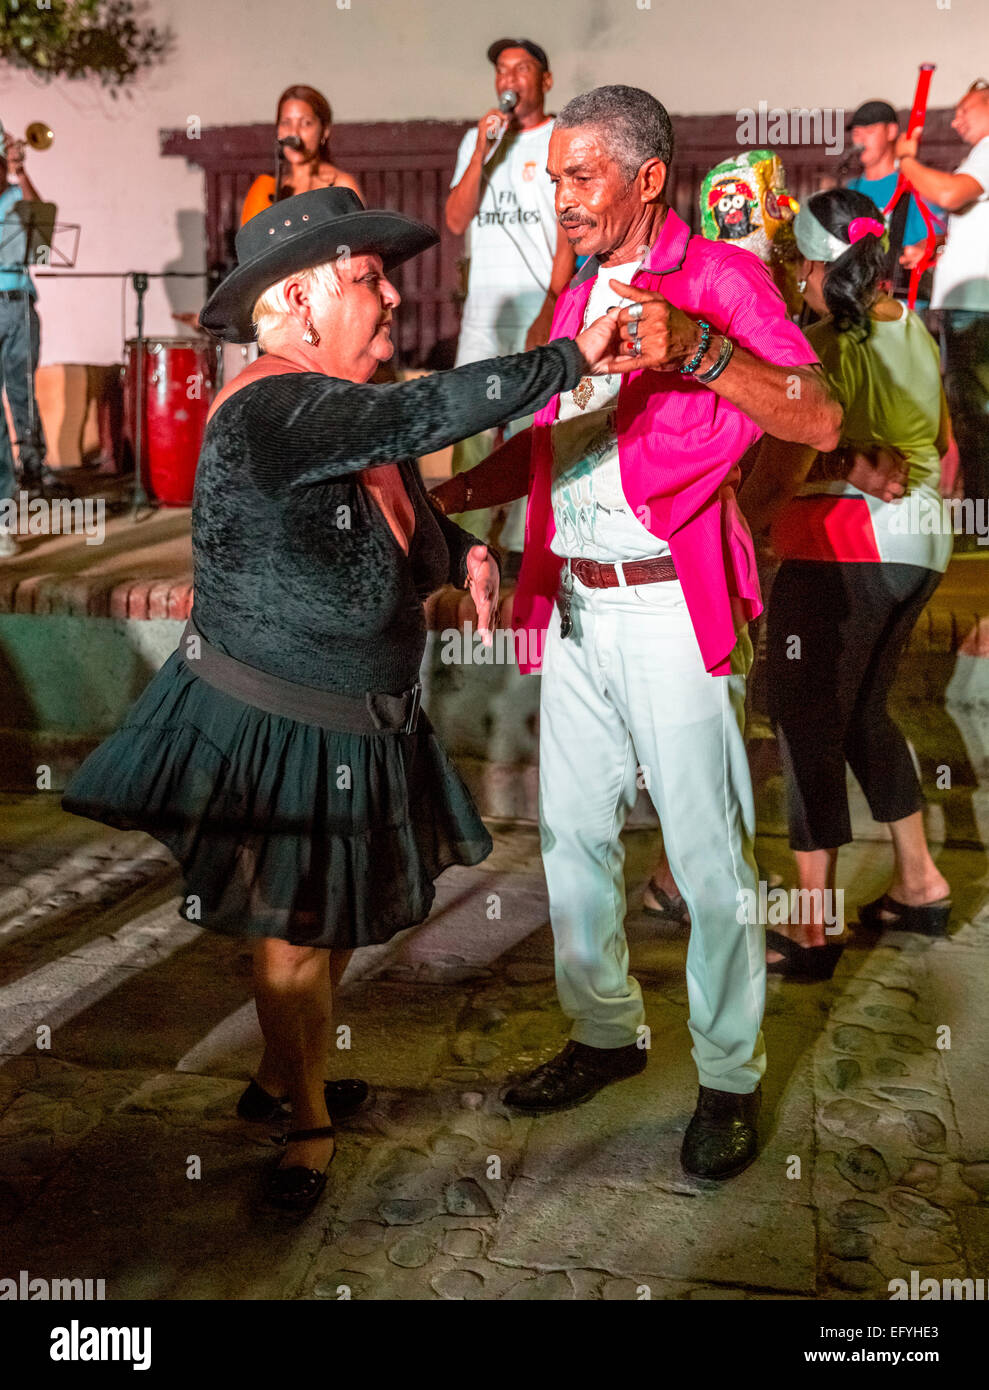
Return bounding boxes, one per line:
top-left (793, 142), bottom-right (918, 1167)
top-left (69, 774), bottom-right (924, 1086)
top-left (741, 188), bottom-right (953, 979)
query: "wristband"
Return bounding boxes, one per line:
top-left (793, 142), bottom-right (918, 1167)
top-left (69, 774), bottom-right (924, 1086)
top-left (680, 320), bottom-right (711, 375)
top-left (693, 334), bottom-right (735, 384)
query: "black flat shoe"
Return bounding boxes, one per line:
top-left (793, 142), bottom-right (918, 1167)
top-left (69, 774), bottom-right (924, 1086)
top-left (261, 1125), bottom-right (336, 1214)
top-left (503, 1039), bottom-right (647, 1115)
top-left (681, 1084), bottom-right (761, 1180)
top-left (765, 929), bottom-right (844, 981)
top-left (857, 894), bottom-right (952, 937)
top-left (237, 1077), bottom-right (369, 1123)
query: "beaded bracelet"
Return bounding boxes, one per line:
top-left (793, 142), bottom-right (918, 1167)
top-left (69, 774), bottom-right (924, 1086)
top-left (680, 320), bottom-right (711, 375)
top-left (694, 333), bottom-right (735, 384)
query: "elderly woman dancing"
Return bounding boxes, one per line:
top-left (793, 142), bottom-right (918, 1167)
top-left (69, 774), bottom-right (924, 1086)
top-left (63, 189), bottom-right (614, 1213)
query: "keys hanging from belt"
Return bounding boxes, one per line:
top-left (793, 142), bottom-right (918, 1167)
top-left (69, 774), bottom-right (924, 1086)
top-left (559, 564), bottom-right (574, 639)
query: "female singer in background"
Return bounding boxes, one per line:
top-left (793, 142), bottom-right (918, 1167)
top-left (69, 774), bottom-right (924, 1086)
top-left (241, 84), bottom-right (363, 225)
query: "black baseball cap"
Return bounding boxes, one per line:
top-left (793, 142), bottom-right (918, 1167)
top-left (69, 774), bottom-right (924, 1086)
top-left (487, 38), bottom-right (550, 70)
top-left (849, 100), bottom-right (899, 128)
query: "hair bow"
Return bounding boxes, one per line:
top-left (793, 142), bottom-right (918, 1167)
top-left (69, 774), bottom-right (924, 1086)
top-left (847, 216), bottom-right (886, 244)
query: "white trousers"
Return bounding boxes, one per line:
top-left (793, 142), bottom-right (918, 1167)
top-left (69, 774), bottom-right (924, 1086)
top-left (537, 571), bottom-right (767, 1094)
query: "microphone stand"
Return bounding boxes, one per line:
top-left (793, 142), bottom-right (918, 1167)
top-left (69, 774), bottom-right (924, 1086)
top-left (131, 272), bottom-right (149, 516)
top-left (273, 138), bottom-right (285, 203)
top-left (34, 269), bottom-right (208, 521)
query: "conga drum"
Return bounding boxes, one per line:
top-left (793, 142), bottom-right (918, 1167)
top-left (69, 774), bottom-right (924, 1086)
top-left (122, 338), bottom-right (218, 506)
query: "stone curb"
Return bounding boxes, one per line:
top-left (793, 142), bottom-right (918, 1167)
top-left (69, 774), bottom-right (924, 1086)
top-left (0, 574), bottom-right (195, 620)
top-left (0, 570), bottom-right (983, 655)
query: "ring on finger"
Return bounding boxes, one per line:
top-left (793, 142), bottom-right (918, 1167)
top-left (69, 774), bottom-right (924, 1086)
top-left (633, 339), bottom-right (643, 356)
top-left (628, 302), bottom-right (644, 321)
top-left (627, 320), bottom-right (639, 338)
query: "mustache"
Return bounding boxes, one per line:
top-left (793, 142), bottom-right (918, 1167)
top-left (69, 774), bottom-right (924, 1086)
top-left (558, 215), bottom-right (595, 229)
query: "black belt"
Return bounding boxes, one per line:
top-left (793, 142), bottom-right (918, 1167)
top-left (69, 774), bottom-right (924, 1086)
top-left (179, 618), bottom-right (422, 734)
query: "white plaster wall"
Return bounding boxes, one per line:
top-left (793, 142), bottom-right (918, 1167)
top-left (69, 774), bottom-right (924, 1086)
top-left (0, 0), bottom-right (984, 365)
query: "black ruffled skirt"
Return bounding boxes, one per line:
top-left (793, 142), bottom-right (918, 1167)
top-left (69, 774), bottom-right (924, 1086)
top-left (62, 650), bottom-right (491, 948)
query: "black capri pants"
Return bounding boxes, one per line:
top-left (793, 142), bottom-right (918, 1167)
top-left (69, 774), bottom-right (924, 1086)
top-left (767, 560), bottom-right (943, 852)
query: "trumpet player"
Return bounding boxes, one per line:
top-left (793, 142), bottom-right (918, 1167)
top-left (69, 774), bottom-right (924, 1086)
top-left (0, 122), bottom-right (53, 554)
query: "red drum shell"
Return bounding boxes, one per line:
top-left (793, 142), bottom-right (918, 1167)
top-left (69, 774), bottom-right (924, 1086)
top-left (122, 338), bottom-right (218, 506)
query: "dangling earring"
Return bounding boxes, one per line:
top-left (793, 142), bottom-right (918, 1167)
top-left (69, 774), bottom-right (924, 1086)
top-left (797, 277), bottom-right (808, 294)
top-left (303, 319), bottom-right (320, 346)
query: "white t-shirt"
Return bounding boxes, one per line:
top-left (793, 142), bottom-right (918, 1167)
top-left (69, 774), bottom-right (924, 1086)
top-left (550, 260), bottom-right (671, 563)
top-left (451, 119), bottom-right (557, 364)
top-left (931, 135), bottom-right (989, 311)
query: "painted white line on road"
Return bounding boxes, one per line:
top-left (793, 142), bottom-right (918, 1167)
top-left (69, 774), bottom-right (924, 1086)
top-left (0, 898), bottom-right (199, 1064)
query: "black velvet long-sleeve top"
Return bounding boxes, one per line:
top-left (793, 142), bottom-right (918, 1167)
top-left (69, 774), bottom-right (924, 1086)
top-left (190, 338), bottom-right (585, 696)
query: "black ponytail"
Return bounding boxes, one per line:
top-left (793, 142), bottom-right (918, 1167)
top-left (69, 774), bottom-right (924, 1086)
top-left (806, 189), bottom-right (889, 340)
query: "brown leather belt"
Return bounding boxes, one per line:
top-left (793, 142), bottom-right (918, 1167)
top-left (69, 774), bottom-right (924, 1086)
top-left (571, 555), bottom-right (677, 588)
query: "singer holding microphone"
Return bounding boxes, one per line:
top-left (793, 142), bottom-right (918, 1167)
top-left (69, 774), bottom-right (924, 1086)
top-left (444, 39), bottom-right (575, 569)
top-left (240, 85), bottom-right (362, 226)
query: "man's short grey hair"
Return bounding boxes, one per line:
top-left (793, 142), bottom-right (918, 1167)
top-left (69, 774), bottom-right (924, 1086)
top-left (555, 86), bottom-right (675, 180)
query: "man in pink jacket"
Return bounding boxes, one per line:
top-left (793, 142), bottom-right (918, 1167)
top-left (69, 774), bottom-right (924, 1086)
top-left (436, 86), bottom-right (840, 1179)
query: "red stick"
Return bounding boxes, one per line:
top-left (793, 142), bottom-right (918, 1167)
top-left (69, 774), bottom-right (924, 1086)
top-left (883, 63), bottom-right (937, 308)
top-left (906, 63), bottom-right (936, 142)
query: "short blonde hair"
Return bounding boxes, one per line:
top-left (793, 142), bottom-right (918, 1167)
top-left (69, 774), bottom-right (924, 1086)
top-left (252, 259), bottom-right (342, 350)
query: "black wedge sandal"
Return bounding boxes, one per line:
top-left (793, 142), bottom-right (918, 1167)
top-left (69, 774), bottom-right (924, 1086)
top-left (765, 929), bottom-right (845, 981)
top-left (261, 1125), bottom-right (336, 1214)
top-left (237, 1077), bottom-right (369, 1124)
top-left (857, 894), bottom-right (952, 937)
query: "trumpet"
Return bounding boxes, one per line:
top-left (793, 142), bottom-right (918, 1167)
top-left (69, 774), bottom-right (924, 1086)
top-left (25, 123), bottom-right (54, 151)
top-left (1, 123), bottom-right (53, 164)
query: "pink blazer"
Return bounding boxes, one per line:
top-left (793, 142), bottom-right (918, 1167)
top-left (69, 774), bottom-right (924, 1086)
top-left (511, 208), bottom-right (818, 676)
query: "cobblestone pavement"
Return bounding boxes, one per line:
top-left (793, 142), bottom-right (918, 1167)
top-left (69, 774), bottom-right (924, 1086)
top-left (0, 796), bottom-right (987, 1301)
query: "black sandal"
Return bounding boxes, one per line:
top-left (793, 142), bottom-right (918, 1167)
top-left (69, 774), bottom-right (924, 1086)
top-left (643, 879), bottom-right (691, 926)
top-left (857, 894), bottom-right (952, 937)
top-left (237, 1077), bottom-right (369, 1124)
top-left (765, 929), bottom-right (844, 981)
top-left (261, 1125), bottom-right (336, 1214)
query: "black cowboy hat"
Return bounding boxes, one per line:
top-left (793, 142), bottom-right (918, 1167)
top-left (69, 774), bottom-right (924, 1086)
top-left (200, 187), bottom-right (439, 343)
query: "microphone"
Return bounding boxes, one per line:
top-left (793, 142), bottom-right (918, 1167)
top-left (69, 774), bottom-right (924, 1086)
top-left (278, 135), bottom-right (304, 151)
top-left (487, 89), bottom-right (518, 141)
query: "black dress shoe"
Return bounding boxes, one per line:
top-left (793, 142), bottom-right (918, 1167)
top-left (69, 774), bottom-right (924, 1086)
top-left (681, 1084), bottom-right (761, 1180)
top-left (503, 1040), bottom-right (647, 1114)
top-left (237, 1077), bottom-right (369, 1123)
